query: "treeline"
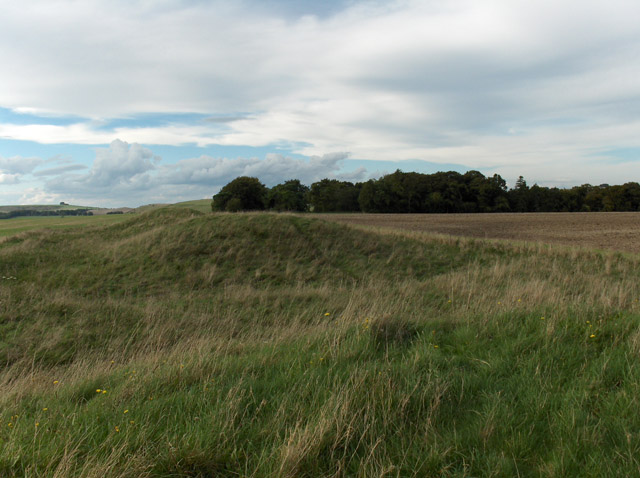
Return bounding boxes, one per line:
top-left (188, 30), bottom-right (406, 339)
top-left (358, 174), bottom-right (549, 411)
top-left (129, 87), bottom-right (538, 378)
top-left (212, 171), bottom-right (640, 213)
top-left (0, 209), bottom-right (93, 220)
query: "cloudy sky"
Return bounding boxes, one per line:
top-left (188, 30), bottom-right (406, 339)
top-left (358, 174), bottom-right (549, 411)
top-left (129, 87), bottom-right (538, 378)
top-left (1, 0), bottom-right (639, 206)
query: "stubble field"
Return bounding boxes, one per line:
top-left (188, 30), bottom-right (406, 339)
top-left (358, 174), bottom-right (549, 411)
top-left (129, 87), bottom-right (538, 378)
top-left (317, 212), bottom-right (640, 254)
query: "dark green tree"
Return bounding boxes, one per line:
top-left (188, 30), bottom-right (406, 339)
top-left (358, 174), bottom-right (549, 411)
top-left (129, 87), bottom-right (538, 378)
top-left (212, 176), bottom-right (268, 211)
top-left (308, 179), bottom-right (361, 212)
top-left (267, 179), bottom-right (309, 212)
top-left (508, 176), bottom-right (531, 212)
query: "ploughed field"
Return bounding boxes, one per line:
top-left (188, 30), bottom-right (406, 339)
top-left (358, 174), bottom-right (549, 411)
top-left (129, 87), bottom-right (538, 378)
top-left (318, 212), bottom-right (640, 254)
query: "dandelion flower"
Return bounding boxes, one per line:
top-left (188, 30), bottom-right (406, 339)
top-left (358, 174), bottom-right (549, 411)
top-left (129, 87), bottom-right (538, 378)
top-left (35, 422), bottom-right (39, 427)
top-left (324, 312), bottom-right (330, 316)
top-left (124, 410), bottom-right (129, 414)
top-left (102, 390), bottom-right (107, 394)
top-left (114, 426), bottom-right (120, 432)
top-left (53, 380), bottom-right (59, 385)
top-left (590, 334), bottom-right (596, 338)
top-left (129, 420), bottom-right (135, 425)
top-left (434, 345), bottom-right (439, 349)
top-left (42, 408), bottom-right (48, 412)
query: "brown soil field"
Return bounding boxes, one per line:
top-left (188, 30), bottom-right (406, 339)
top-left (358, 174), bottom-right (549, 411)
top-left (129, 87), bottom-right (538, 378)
top-left (316, 212), bottom-right (640, 254)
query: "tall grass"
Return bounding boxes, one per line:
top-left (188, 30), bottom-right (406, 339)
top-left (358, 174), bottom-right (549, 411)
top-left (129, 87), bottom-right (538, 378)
top-left (1, 209), bottom-right (640, 476)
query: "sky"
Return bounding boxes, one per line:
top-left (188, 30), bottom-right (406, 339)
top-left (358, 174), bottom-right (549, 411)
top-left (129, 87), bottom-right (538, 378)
top-left (1, 0), bottom-right (640, 207)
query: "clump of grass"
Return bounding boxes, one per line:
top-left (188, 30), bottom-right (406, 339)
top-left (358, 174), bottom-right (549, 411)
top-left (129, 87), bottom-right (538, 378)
top-left (368, 315), bottom-right (419, 350)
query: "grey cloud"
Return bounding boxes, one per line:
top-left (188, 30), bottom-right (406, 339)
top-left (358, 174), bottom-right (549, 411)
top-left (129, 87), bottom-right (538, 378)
top-left (46, 140), bottom-right (159, 194)
top-left (204, 115), bottom-right (249, 124)
top-left (0, 157), bottom-right (43, 175)
top-left (163, 152), bottom-right (352, 187)
top-left (33, 164), bottom-right (88, 177)
top-left (91, 140), bottom-right (159, 183)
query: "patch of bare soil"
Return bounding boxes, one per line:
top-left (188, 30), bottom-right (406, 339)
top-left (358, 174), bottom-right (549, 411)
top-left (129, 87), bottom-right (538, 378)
top-left (317, 212), bottom-right (640, 254)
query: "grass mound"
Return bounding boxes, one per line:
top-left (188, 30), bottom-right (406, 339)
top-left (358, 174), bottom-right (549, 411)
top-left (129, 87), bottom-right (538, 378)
top-left (1, 209), bottom-right (640, 477)
top-left (0, 209), bottom-right (467, 368)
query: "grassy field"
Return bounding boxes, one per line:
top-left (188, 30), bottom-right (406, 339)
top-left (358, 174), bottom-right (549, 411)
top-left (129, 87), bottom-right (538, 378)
top-left (0, 214), bottom-right (130, 238)
top-left (1, 208), bottom-right (640, 476)
top-left (0, 205), bottom-right (96, 214)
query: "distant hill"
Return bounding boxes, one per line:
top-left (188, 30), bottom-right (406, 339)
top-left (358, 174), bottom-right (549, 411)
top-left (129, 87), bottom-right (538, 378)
top-left (0, 204), bottom-right (134, 216)
top-left (0, 204), bottom-right (94, 213)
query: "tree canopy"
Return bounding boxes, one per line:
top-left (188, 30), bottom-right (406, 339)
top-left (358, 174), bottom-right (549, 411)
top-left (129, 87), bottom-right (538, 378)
top-left (211, 176), bottom-right (268, 212)
top-left (266, 180), bottom-right (309, 212)
top-left (212, 172), bottom-right (640, 214)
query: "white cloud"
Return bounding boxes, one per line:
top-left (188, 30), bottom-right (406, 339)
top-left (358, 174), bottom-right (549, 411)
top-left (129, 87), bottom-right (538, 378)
top-left (42, 140), bottom-right (363, 206)
top-left (1, 0), bottom-right (640, 193)
top-left (18, 187), bottom-right (63, 205)
top-left (46, 140), bottom-right (159, 194)
top-left (0, 173), bottom-right (20, 185)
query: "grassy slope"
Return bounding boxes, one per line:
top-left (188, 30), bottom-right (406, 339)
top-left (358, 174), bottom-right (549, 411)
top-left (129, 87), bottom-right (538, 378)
top-left (169, 199), bottom-right (212, 213)
top-left (1, 209), bottom-right (640, 477)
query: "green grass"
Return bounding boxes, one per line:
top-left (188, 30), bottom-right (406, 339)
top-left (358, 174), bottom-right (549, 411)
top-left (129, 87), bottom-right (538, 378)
top-left (1, 209), bottom-right (640, 477)
top-left (0, 214), bottom-right (130, 237)
top-left (169, 199), bottom-right (212, 213)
